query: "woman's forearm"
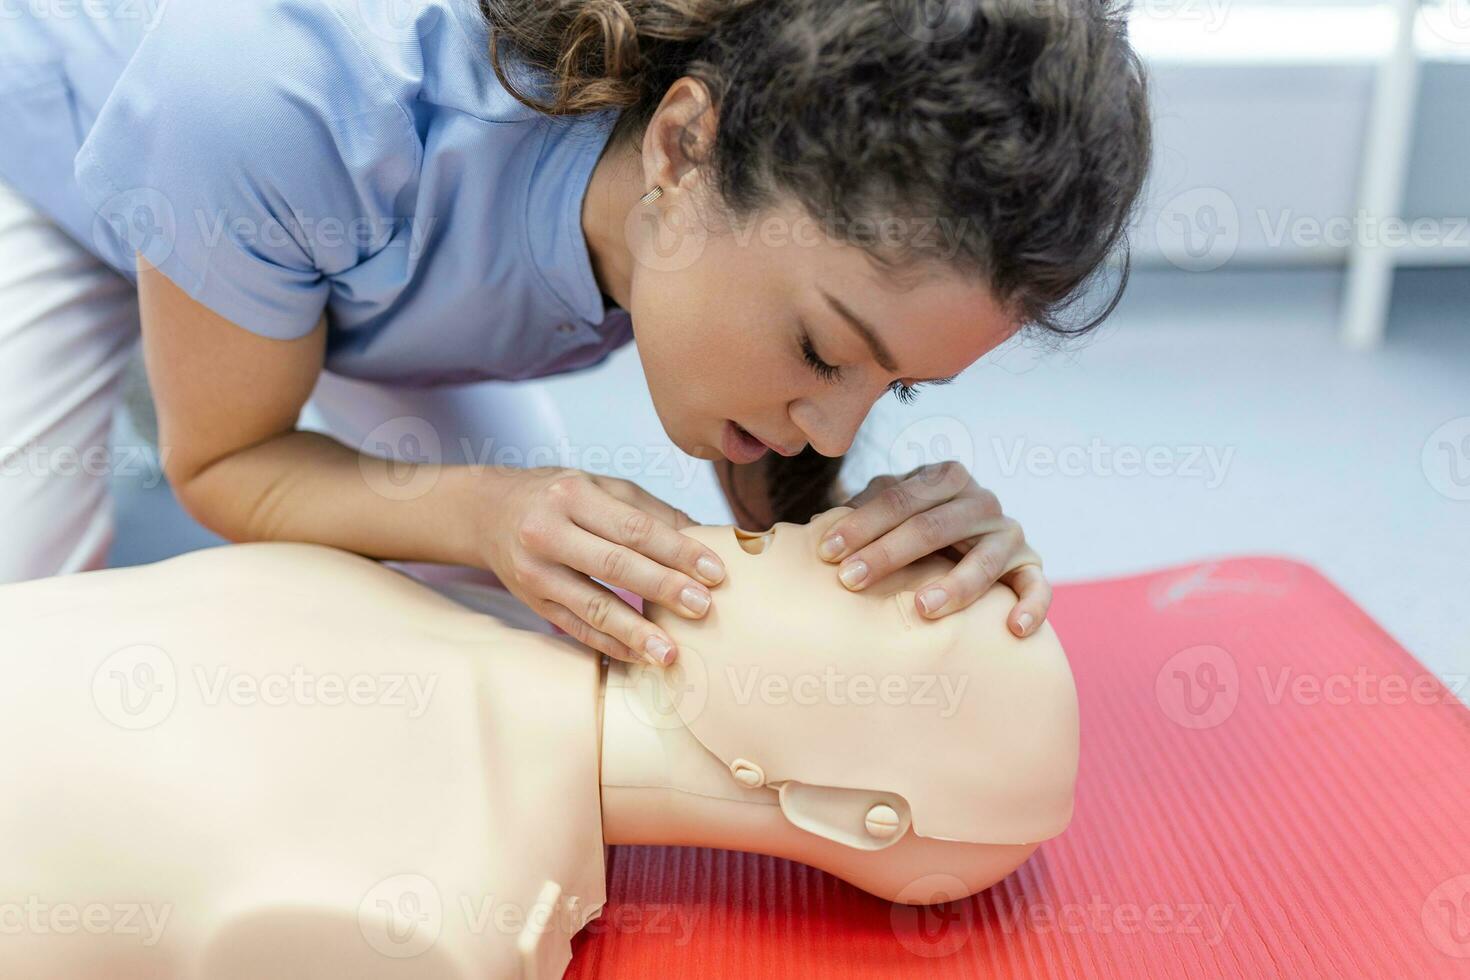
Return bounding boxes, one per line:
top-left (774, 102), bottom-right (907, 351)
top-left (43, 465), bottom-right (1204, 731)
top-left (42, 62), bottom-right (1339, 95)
top-left (174, 428), bottom-right (492, 568)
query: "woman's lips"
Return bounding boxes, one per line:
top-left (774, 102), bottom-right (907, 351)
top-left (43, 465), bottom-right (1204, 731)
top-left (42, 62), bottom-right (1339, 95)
top-left (722, 420), bottom-right (770, 464)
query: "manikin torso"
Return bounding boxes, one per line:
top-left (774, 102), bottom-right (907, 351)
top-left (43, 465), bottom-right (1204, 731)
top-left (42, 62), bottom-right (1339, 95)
top-left (0, 508), bottom-right (1078, 979)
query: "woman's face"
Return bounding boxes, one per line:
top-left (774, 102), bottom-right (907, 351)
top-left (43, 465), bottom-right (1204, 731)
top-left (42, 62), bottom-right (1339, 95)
top-left (627, 193), bottom-right (1018, 464)
top-left (585, 80), bottom-right (1019, 465)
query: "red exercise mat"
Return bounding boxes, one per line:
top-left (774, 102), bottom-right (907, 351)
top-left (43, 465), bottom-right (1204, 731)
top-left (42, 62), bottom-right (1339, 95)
top-left (568, 557), bottom-right (1470, 978)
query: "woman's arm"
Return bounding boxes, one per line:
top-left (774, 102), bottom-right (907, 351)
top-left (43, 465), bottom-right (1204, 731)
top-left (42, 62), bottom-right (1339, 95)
top-left (137, 253), bottom-right (485, 568)
top-left (138, 253), bottom-right (727, 665)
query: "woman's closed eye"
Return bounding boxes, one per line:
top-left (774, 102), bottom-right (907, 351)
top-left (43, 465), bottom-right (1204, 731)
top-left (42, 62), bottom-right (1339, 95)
top-left (800, 332), bottom-right (950, 404)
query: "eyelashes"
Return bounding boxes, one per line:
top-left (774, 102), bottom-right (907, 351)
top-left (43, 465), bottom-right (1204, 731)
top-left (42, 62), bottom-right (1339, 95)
top-left (800, 333), bottom-right (841, 382)
top-left (800, 332), bottom-right (949, 405)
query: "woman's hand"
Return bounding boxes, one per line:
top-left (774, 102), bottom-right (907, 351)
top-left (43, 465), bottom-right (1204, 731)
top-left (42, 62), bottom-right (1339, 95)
top-left (475, 466), bottom-right (728, 665)
top-left (816, 461), bottom-right (1050, 637)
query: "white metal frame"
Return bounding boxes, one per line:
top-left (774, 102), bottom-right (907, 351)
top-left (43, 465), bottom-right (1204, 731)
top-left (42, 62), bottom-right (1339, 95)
top-left (1340, 0), bottom-right (1470, 348)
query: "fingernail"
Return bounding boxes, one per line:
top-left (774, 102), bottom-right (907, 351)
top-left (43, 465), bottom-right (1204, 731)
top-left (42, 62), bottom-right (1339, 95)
top-left (644, 635), bottom-right (674, 665)
top-left (839, 559), bottom-right (868, 589)
top-left (680, 585), bottom-right (710, 616)
top-left (819, 534), bottom-right (845, 561)
top-left (696, 554), bottom-right (725, 584)
top-left (1016, 612), bottom-right (1035, 636)
top-left (917, 587), bottom-right (948, 616)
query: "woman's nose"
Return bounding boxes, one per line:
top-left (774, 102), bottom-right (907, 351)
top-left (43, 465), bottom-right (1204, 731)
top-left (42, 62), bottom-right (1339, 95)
top-left (793, 387), bottom-right (879, 458)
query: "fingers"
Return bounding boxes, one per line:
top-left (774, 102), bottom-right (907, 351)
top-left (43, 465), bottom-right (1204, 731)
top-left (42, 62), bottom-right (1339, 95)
top-left (817, 461), bottom-right (987, 564)
top-left (555, 525), bottom-right (715, 621)
top-left (597, 476), bottom-right (700, 532)
top-left (828, 498), bottom-right (1008, 593)
top-left (533, 565), bottom-right (678, 666)
top-left (536, 599), bottom-right (636, 664)
top-left (569, 488), bottom-right (726, 590)
top-left (1001, 563), bottom-right (1052, 637)
top-left (910, 523), bottom-right (1030, 620)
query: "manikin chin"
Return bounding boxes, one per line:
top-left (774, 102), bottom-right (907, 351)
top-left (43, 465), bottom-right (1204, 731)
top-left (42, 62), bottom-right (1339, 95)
top-left (0, 506), bottom-right (1078, 980)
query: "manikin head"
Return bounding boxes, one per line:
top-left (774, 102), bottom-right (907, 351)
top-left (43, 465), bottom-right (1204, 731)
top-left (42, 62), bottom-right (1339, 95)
top-left (631, 506), bottom-right (1079, 902)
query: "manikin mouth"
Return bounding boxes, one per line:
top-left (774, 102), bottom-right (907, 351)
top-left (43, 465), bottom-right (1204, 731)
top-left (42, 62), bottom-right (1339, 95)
top-left (732, 526), bottom-right (775, 555)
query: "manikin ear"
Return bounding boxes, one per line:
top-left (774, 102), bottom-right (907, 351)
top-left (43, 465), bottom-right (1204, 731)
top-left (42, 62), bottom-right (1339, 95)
top-left (777, 781), bottom-right (913, 852)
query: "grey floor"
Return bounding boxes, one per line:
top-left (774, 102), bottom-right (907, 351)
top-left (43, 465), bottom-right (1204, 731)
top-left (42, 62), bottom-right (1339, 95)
top-left (110, 266), bottom-right (1469, 691)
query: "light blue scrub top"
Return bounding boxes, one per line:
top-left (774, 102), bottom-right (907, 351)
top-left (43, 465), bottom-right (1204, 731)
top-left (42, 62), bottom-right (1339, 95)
top-left (0, 0), bottom-right (634, 385)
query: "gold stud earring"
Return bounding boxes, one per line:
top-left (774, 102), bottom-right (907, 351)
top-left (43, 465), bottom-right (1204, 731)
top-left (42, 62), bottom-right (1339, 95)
top-left (637, 184), bottom-right (664, 206)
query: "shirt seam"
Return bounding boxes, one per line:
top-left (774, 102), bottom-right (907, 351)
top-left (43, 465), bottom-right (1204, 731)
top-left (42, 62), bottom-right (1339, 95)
top-left (321, 2), bottom-right (426, 181)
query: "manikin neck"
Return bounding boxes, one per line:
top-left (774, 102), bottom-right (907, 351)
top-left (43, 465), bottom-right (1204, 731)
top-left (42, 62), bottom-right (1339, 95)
top-left (593, 661), bottom-right (1042, 904)
top-left (596, 660), bottom-right (802, 852)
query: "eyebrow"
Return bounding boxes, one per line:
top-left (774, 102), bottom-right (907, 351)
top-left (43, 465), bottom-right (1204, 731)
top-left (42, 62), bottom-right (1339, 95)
top-left (818, 287), bottom-right (960, 385)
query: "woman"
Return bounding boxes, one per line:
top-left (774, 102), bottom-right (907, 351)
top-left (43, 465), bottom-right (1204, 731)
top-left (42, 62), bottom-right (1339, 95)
top-left (0, 0), bottom-right (1150, 665)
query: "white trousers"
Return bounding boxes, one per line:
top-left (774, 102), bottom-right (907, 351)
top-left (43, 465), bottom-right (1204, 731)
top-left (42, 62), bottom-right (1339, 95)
top-left (0, 176), bottom-right (568, 585)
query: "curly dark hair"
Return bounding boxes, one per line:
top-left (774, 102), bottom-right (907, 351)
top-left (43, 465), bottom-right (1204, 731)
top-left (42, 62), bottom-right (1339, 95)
top-left (479, 0), bottom-right (1152, 524)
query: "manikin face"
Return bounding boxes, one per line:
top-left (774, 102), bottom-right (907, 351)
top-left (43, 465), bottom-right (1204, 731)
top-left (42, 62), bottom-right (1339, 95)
top-left (643, 508), bottom-right (1080, 852)
top-left (585, 78), bottom-right (1020, 465)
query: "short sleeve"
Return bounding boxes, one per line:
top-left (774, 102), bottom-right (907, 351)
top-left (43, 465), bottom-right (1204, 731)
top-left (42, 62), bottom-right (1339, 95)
top-left (73, 0), bottom-right (420, 339)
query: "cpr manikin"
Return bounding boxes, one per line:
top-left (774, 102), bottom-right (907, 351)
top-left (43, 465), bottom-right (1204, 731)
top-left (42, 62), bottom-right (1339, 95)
top-left (0, 507), bottom-right (1078, 979)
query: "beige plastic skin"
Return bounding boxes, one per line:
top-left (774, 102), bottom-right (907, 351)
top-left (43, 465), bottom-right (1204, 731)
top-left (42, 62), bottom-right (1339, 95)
top-left (601, 505), bottom-right (1080, 902)
top-left (0, 544), bottom-right (607, 980)
top-left (0, 514), bottom-right (1078, 976)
